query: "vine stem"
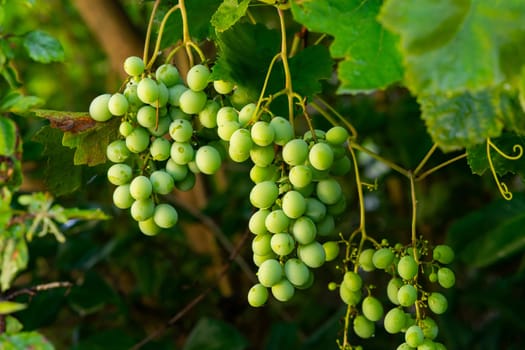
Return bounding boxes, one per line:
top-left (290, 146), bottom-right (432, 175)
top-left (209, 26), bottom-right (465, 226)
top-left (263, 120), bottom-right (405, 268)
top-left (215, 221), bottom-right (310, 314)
top-left (313, 97), bottom-right (358, 138)
top-left (253, 53), bottom-right (281, 122)
top-left (350, 141), bottom-right (410, 178)
top-left (415, 153), bottom-right (467, 181)
top-left (409, 172), bottom-right (418, 262)
top-left (413, 143), bottom-right (438, 176)
top-left (146, 4), bottom-right (181, 70)
top-left (143, 0), bottom-right (161, 65)
top-left (277, 8), bottom-right (294, 127)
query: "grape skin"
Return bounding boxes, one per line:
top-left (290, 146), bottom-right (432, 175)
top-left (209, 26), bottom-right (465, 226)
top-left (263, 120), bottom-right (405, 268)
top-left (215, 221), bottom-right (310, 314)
top-left (123, 56), bottom-right (145, 76)
top-left (257, 259), bottom-right (283, 287)
top-left (89, 94), bottom-right (113, 122)
top-left (248, 283), bottom-right (268, 307)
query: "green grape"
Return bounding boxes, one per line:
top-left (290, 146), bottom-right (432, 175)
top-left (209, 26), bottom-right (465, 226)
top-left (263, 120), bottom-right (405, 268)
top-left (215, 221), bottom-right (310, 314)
top-left (327, 196), bottom-right (346, 216)
top-left (169, 107), bottom-right (191, 121)
top-left (213, 79), bottom-right (234, 95)
top-left (265, 209), bottom-right (290, 234)
top-left (251, 121), bottom-right (275, 147)
top-left (328, 282), bottom-right (338, 291)
top-left (229, 128), bottom-right (253, 162)
top-left (188, 161), bottom-right (200, 174)
top-left (253, 252), bottom-right (276, 267)
top-left (156, 63), bottom-right (180, 87)
top-left (238, 103), bottom-right (256, 126)
top-left (198, 100), bottom-right (220, 128)
top-left (403, 313), bottom-right (416, 332)
top-left (250, 181), bottom-right (279, 209)
top-left (396, 343), bottom-right (413, 350)
top-left (291, 216), bottom-right (317, 245)
top-left (248, 283), bottom-right (268, 307)
top-left (130, 198), bottom-right (155, 221)
top-left (124, 83), bottom-right (141, 109)
top-left (176, 171), bottom-right (196, 191)
top-left (418, 339), bottom-right (437, 350)
top-left (358, 248), bottom-right (376, 272)
top-left (168, 84), bottom-right (188, 106)
top-left (126, 127), bottom-right (150, 153)
top-left (323, 241), bottom-right (340, 261)
top-left (270, 116), bottom-right (294, 146)
top-left (295, 182), bottom-right (315, 197)
top-left (284, 258), bottom-right (310, 287)
top-left (271, 278), bottom-right (295, 302)
top-left (437, 267), bottom-right (455, 288)
top-left (252, 233), bottom-right (272, 256)
top-left (397, 284), bottom-right (418, 307)
top-left (248, 209), bottom-right (270, 235)
top-left (150, 138), bottom-right (171, 161)
top-left (113, 184), bottom-right (134, 209)
top-left (434, 343), bottom-right (447, 350)
top-left (428, 271), bottom-right (438, 283)
top-left (150, 170), bottom-right (174, 195)
top-left (186, 64), bottom-right (210, 91)
top-left (373, 247), bottom-right (395, 269)
top-left (106, 140), bottom-right (131, 163)
top-left (281, 190), bottom-right (306, 219)
top-left (89, 94), bottom-right (112, 122)
top-left (282, 139), bottom-right (308, 166)
top-left (138, 217), bottom-right (161, 236)
top-left (119, 121), bottom-right (134, 137)
top-left (384, 307), bottom-right (406, 334)
top-left (387, 277), bottom-right (403, 305)
top-left (316, 213), bottom-right (335, 236)
top-left (316, 178), bottom-right (343, 205)
top-left (179, 89), bottom-right (207, 114)
top-left (428, 292), bottom-right (448, 314)
top-left (137, 77), bottom-right (159, 104)
top-left (362, 296), bottom-right (384, 322)
top-left (325, 126), bottom-right (349, 145)
top-left (216, 106), bottom-right (239, 126)
top-left (169, 118), bottom-right (193, 143)
top-left (218, 121), bottom-right (241, 141)
top-left (405, 325), bottom-right (424, 348)
top-left (170, 142), bottom-right (194, 165)
top-left (249, 165), bottom-right (275, 184)
top-left (257, 259), bottom-right (283, 287)
top-left (150, 82), bottom-right (169, 108)
top-left (309, 142), bottom-right (334, 171)
top-left (343, 271), bottom-right (362, 292)
top-left (149, 116), bottom-right (171, 137)
top-left (353, 315), bottom-right (375, 339)
top-left (289, 165), bottom-right (313, 189)
top-left (420, 317), bottom-right (439, 340)
top-left (153, 203), bottom-right (178, 229)
top-left (137, 105), bottom-right (157, 128)
top-left (304, 198), bottom-right (326, 222)
top-left (123, 56), bottom-right (144, 76)
top-left (271, 233), bottom-right (295, 256)
top-left (249, 145), bottom-right (275, 167)
top-left (195, 145), bottom-right (221, 175)
top-left (303, 129), bottom-right (326, 141)
top-left (129, 175), bottom-right (153, 200)
top-left (107, 163), bottom-right (132, 185)
top-left (230, 85), bottom-right (255, 109)
top-left (166, 159), bottom-right (189, 181)
top-left (398, 255), bottom-right (419, 280)
top-left (108, 93), bottom-right (129, 116)
top-left (298, 241), bottom-right (326, 268)
top-left (339, 283), bottom-right (362, 306)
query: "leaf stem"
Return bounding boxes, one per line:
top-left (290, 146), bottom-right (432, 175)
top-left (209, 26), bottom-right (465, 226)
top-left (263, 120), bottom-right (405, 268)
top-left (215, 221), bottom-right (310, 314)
top-left (312, 97), bottom-right (358, 138)
top-left (415, 153), bottom-right (467, 181)
top-left (350, 141), bottom-right (410, 178)
top-left (146, 4), bottom-right (181, 70)
top-left (413, 143), bottom-right (438, 176)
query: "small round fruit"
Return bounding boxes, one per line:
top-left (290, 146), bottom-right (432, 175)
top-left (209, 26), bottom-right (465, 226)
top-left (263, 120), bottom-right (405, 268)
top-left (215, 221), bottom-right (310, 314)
top-left (353, 315), bottom-right (375, 339)
top-left (397, 255), bottom-right (419, 280)
top-left (107, 163), bottom-right (132, 185)
top-left (372, 247), bottom-right (395, 269)
top-left (257, 259), bottom-right (283, 287)
top-left (405, 325), bottom-right (424, 348)
top-left (271, 278), bottom-right (295, 302)
top-left (384, 307), bottom-right (406, 334)
top-left (123, 56), bottom-right (145, 76)
top-left (433, 244), bottom-right (455, 264)
top-left (89, 94), bottom-right (112, 122)
top-left (428, 292), bottom-right (448, 314)
top-left (129, 175), bottom-right (153, 200)
top-left (138, 217), bottom-right (161, 236)
top-left (362, 296), bottom-right (384, 322)
top-left (213, 80), bottom-right (234, 94)
top-left (108, 93), bottom-right (129, 116)
top-left (195, 145), bottom-right (222, 175)
top-left (137, 77), bottom-right (159, 104)
top-left (186, 64), bottom-right (210, 91)
top-left (153, 203), bottom-right (178, 228)
top-left (437, 267), bottom-right (455, 288)
top-left (248, 283), bottom-right (268, 307)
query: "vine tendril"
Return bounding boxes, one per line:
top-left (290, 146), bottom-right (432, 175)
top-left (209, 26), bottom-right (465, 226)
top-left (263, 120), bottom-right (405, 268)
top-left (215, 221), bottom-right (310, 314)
top-left (486, 138), bottom-right (524, 200)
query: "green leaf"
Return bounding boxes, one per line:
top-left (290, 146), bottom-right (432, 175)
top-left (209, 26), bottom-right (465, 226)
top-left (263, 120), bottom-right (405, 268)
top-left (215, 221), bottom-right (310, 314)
top-left (291, 0), bottom-right (403, 94)
top-left (60, 208), bottom-right (110, 221)
top-left (447, 193), bottom-right (525, 268)
top-left (379, 0), bottom-right (525, 94)
top-left (418, 89), bottom-right (505, 151)
top-left (0, 301), bottom-right (27, 315)
top-left (183, 317), bottom-right (248, 350)
top-left (1, 224), bottom-right (28, 291)
top-left (289, 45), bottom-right (333, 97)
top-left (5, 315), bottom-right (24, 334)
top-left (23, 30), bottom-right (64, 63)
top-left (0, 188), bottom-right (13, 229)
top-left (0, 117), bottom-right (22, 189)
top-left (0, 116), bottom-right (17, 156)
top-left (211, 0), bottom-right (250, 33)
top-left (0, 91), bottom-right (44, 113)
top-left (0, 331), bottom-right (54, 350)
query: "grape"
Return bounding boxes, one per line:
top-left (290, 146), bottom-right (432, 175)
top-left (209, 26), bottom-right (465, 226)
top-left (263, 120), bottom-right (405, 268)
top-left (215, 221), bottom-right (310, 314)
top-left (427, 292), bottom-right (448, 314)
top-left (387, 277), bottom-right (403, 305)
top-left (119, 121), bottom-right (134, 137)
top-left (186, 64), bottom-right (210, 91)
top-left (130, 198), bottom-right (155, 221)
top-left (297, 241), bottom-right (326, 268)
top-left (434, 343), bottom-right (447, 350)
top-left (126, 127), bottom-right (150, 153)
top-left (229, 128), bottom-right (253, 162)
top-left (265, 209), bottom-right (290, 234)
top-left (271, 278), bottom-right (295, 302)
top-left (198, 100), bottom-right (220, 128)
top-left (238, 103), bottom-right (256, 125)
top-left (323, 241), bottom-right (340, 261)
top-left (169, 118), bottom-right (193, 142)
top-left (124, 83), bottom-right (141, 109)
top-left (257, 259), bottom-right (283, 287)
top-left (151, 81), bottom-right (169, 108)
top-left (106, 140), bottom-right (131, 165)
top-left (282, 139), bottom-right (308, 166)
top-left (123, 56), bottom-right (144, 76)
top-left (168, 84), bottom-right (188, 106)
top-left (156, 64), bottom-right (180, 87)
top-left (358, 248), bottom-right (376, 271)
top-left (138, 217), bottom-right (161, 236)
top-left (113, 184), bottom-right (134, 209)
top-left (325, 126), bottom-right (349, 145)
top-left (396, 343), bottom-right (413, 350)
top-left (316, 178), bottom-right (343, 205)
top-left (420, 317), bottom-right (438, 340)
top-left (304, 198), bottom-right (326, 222)
top-left (136, 105), bottom-right (157, 128)
top-left (270, 233), bottom-right (295, 256)
top-left (253, 252), bottom-right (276, 267)
top-left (216, 106), bottom-right (238, 126)
top-left (405, 325), bottom-right (424, 347)
top-left (170, 142), bottom-right (194, 165)
top-left (150, 138), bottom-right (171, 161)
top-left (437, 267), bottom-right (455, 288)
top-left (327, 196), bottom-right (346, 216)
top-left (398, 255), bottom-right (419, 280)
top-left (284, 258), bottom-right (310, 287)
top-left (247, 283), bottom-right (268, 307)
top-left (188, 161), bottom-right (200, 174)
top-left (289, 165), bottom-right (313, 189)
top-left (150, 170), bottom-right (174, 195)
top-left (270, 117), bottom-right (294, 146)
top-left (179, 89), bottom-right (207, 114)
top-left (130, 175), bottom-right (153, 200)
top-left (428, 272), bottom-right (438, 283)
top-left (316, 213), bottom-right (335, 237)
top-left (252, 233), bottom-right (272, 256)
top-left (249, 145), bottom-right (274, 167)
top-left (384, 308), bottom-right (406, 334)
top-left (149, 116), bottom-right (171, 137)
top-left (176, 171), bottom-right (196, 191)
top-left (397, 284), bottom-right (418, 307)
top-left (309, 142), bottom-right (334, 171)
top-left (372, 248), bottom-right (395, 269)
top-left (195, 145), bottom-right (221, 175)
top-left (291, 216), bottom-right (317, 245)
top-left (250, 165), bottom-right (278, 184)
top-left (339, 283), bottom-right (362, 306)
top-left (166, 159), bottom-right (189, 181)
top-left (250, 181), bottom-right (279, 209)
top-left (353, 315), bottom-right (375, 339)
top-left (153, 203), bottom-right (178, 228)
top-left (281, 190), bottom-right (306, 219)
top-left (418, 339), bottom-right (437, 350)
top-left (213, 79), bottom-right (234, 95)
top-left (343, 271), bottom-right (362, 292)
top-left (362, 296), bottom-right (384, 321)
top-left (137, 77), bottom-right (159, 104)
top-left (330, 155), bottom-right (352, 176)
top-left (89, 94), bottom-right (112, 122)
top-left (107, 163), bottom-right (132, 185)
top-left (108, 93), bottom-right (129, 116)
top-left (251, 121), bottom-right (275, 146)
top-left (218, 121), bottom-right (241, 141)
top-left (248, 209), bottom-right (270, 235)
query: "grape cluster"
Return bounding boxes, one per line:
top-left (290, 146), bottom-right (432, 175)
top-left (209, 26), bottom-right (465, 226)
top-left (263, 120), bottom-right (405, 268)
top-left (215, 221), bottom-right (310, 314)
top-left (332, 242), bottom-right (455, 349)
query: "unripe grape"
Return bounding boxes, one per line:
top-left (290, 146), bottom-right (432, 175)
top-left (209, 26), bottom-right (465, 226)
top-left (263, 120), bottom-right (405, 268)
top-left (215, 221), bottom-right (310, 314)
top-left (107, 163), bottom-right (132, 185)
top-left (339, 283), bottom-right (362, 306)
top-left (195, 145), bottom-right (222, 175)
top-left (289, 165), bottom-right (313, 189)
top-left (270, 116), bottom-right (294, 146)
top-left (198, 100), bottom-right (220, 128)
top-left (137, 77), bottom-right (159, 104)
top-left (168, 84), bottom-right (188, 106)
top-left (229, 128), bottom-right (253, 162)
top-left (238, 103), bottom-right (256, 125)
top-left (373, 248), bottom-right (395, 269)
top-left (126, 127), bottom-right (150, 153)
top-left (218, 121), bottom-right (240, 141)
top-left (130, 175), bottom-right (153, 200)
top-left (216, 106), bottom-right (238, 126)
top-left (327, 196), bottom-right (346, 216)
top-left (396, 343), bottom-right (413, 350)
top-left (418, 339), bottom-right (437, 350)
top-left (150, 170), bottom-right (174, 195)
top-left (153, 203), bottom-right (178, 228)
top-left (89, 94), bottom-right (112, 122)
top-left (362, 296), bottom-right (384, 322)
top-left (316, 178), bottom-right (343, 205)
top-left (428, 271), bottom-right (438, 283)
top-left (249, 209), bottom-right (270, 235)
top-left (387, 277), bottom-right (403, 305)
top-left (251, 121), bottom-right (275, 146)
top-left (433, 245), bottom-right (454, 264)
top-left (328, 282), bottom-right (338, 291)
top-left (179, 90), bottom-right (207, 114)
top-left (330, 155), bottom-right (352, 176)
top-left (428, 292), bottom-right (448, 314)
top-left (405, 325), bottom-right (424, 348)
top-left (304, 198), bottom-right (326, 222)
top-left (358, 248), bottom-right (376, 271)
top-left (176, 171), bottom-right (196, 191)
top-left (124, 83), bottom-right (141, 109)
top-left (106, 140), bottom-right (130, 163)
top-left (250, 165), bottom-right (278, 183)
top-left (123, 56), bottom-right (144, 76)
top-left (253, 252), bottom-right (276, 267)
top-left (257, 259), bottom-right (283, 287)
top-left (252, 233), bottom-right (272, 256)
top-left (434, 343), bottom-right (447, 350)
top-left (137, 105), bottom-right (157, 128)
top-left (397, 284), bottom-right (418, 307)
top-left (271, 278), bottom-right (295, 302)
top-left (169, 118), bottom-right (193, 143)
top-left (325, 126), bottom-right (349, 145)
top-left (309, 142), bottom-right (334, 171)
top-left (353, 315), bottom-right (375, 339)
top-left (250, 181), bottom-right (279, 209)
top-left (270, 233), bottom-right (295, 256)
top-left (108, 93), bottom-right (129, 116)
top-left (130, 198), bottom-right (155, 221)
top-left (437, 267), bottom-right (455, 288)
top-left (113, 184), bottom-right (134, 209)
top-left (281, 190), bottom-right (306, 219)
top-left (186, 64), bottom-right (210, 91)
top-left (249, 145), bottom-right (275, 167)
top-left (156, 63), bottom-right (180, 87)
top-left (284, 258), bottom-right (310, 287)
top-left (213, 79), bottom-right (234, 95)
top-left (265, 209), bottom-right (290, 234)
top-left (166, 159), bottom-right (189, 181)
top-left (420, 317), bottom-right (439, 340)
top-left (150, 82), bottom-right (169, 108)
top-left (282, 139), bottom-right (308, 166)
top-left (291, 216), bottom-right (317, 245)
top-left (119, 121), bottom-right (134, 137)
top-left (149, 116), bottom-right (171, 137)
top-left (384, 307), bottom-right (406, 334)
top-left (298, 241), bottom-right (326, 268)
top-left (170, 142), bottom-right (194, 165)
top-left (398, 255), bottom-right (419, 280)
top-left (138, 217), bottom-right (161, 236)
top-left (248, 283), bottom-right (268, 307)
top-left (343, 271), bottom-right (362, 292)
top-left (150, 138), bottom-right (171, 161)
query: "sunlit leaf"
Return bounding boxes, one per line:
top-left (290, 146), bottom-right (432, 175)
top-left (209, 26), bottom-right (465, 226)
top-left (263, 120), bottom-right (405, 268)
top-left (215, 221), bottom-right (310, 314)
top-left (211, 0), bottom-right (250, 33)
top-left (0, 301), bottom-right (27, 315)
top-left (23, 30), bottom-right (64, 63)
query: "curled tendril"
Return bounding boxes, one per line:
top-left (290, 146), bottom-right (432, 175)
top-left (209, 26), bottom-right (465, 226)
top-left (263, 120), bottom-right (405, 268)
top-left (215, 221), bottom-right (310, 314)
top-left (486, 138), bottom-right (524, 200)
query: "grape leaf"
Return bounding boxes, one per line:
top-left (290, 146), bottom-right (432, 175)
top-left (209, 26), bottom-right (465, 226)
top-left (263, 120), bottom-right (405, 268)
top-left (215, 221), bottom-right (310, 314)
top-left (289, 45), bottom-right (333, 97)
top-left (0, 116), bottom-right (22, 189)
top-left (379, 0), bottom-right (525, 94)
top-left (0, 301), bottom-right (27, 315)
top-left (23, 30), bottom-right (64, 64)
top-left (291, 0), bottom-right (403, 94)
top-left (0, 91), bottom-right (43, 113)
top-left (211, 0), bottom-right (250, 33)
top-left (0, 116), bottom-right (16, 157)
